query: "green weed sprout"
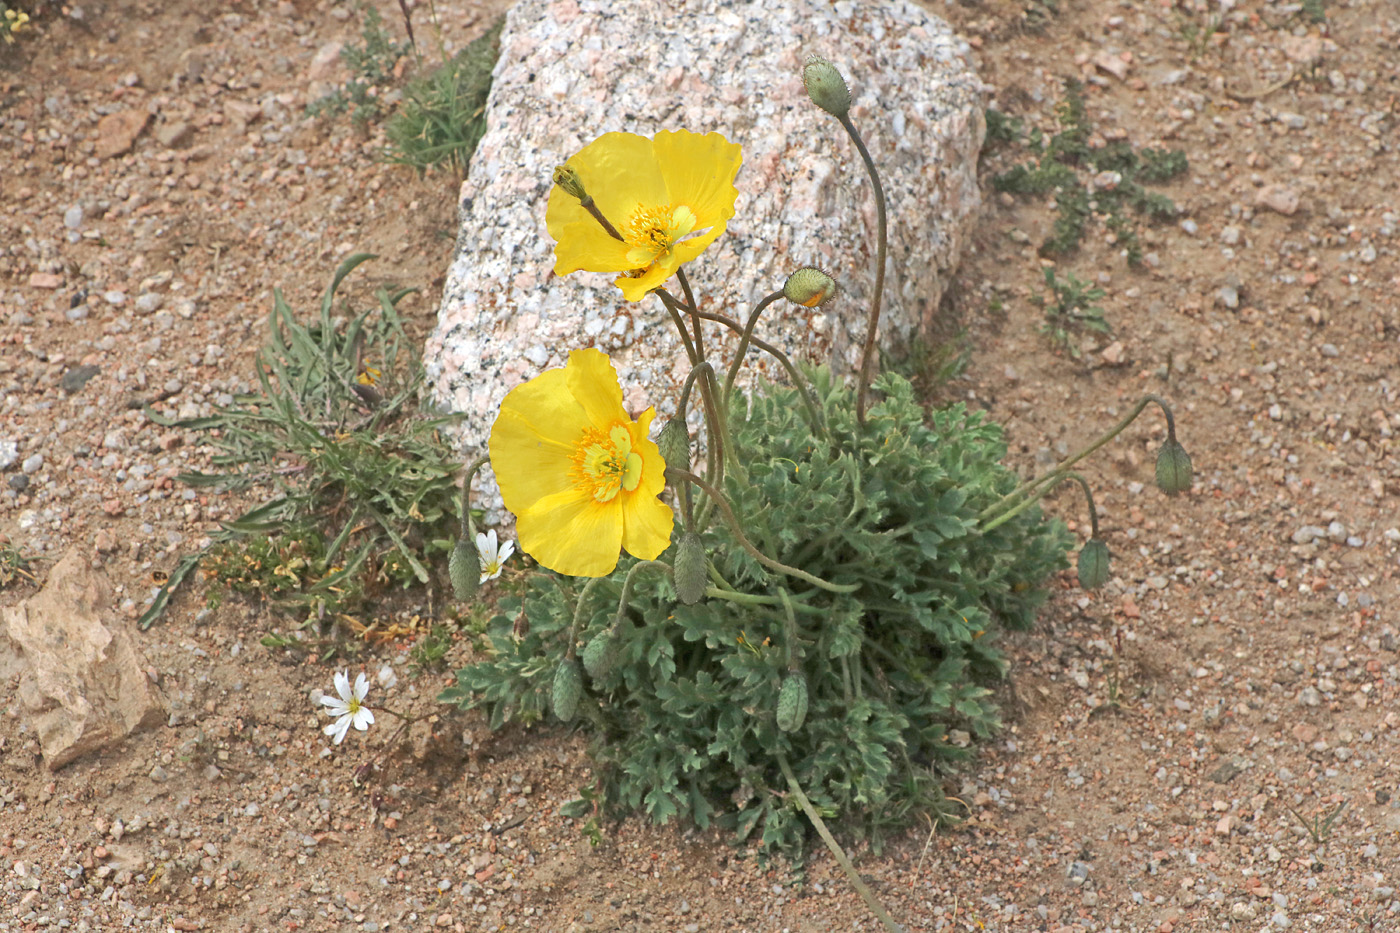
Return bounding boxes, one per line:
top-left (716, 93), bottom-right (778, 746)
top-left (141, 255), bottom-right (464, 635)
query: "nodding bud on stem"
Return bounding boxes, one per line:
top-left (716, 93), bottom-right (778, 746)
top-left (448, 536), bottom-right (480, 602)
top-left (673, 532), bottom-right (708, 606)
top-left (1077, 538), bottom-right (1111, 590)
top-left (783, 267), bottom-right (838, 308)
top-left (657, 418), bottom-right (690, 473)
top-left (802, 56), bottom-right (851, 119)
top-left (1155, 438), bottom-right (1194, 496)
top-left (552, 164), bottom-right (587, 201)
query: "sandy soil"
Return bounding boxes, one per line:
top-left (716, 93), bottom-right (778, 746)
top-left (2, 0), bottom-right (1398, 931)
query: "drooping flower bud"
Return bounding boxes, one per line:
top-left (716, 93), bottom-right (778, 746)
top-left (673, 531), bottom-right (708, 605)
top-left (552, 658), bottom-right (583, 723)
top-left (552, 164), bottom-right (588, 201)
top-left (1077, 538), bottom-right (1111, 590)
top-left (1155, 438), bottom-right (1194, 496)
top-left (776, 673), bottom-right (809, 733)
top-left (656, 417), bottom-right (690, 473)
top-left (582, 626), bottom-right (621, 684)
top-left (802, 56), bottom-right (851, 119)
top-left (447, 536), bottom-right (480, 602)
top-left (783, 267), bottom-right (838, 308)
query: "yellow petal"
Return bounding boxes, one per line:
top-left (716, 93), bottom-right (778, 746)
top-left (652, 129), bottom-right (743, 230)
top-left (620, 490), bottom-right (675, 561)
top-left (516, 489), bottom-right (623, 577)
top-left (563, 348), bottom-right (627, 430)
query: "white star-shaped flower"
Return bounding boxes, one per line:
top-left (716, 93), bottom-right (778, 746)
top-left (320, 670), bottom-right (374, 744)
top-left (476, 529), bottom-right (515, 584)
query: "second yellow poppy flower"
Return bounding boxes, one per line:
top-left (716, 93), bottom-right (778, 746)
top-left (546, 129), bottom-right (743, 302)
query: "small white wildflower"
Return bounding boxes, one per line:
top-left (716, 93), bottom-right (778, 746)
top-left (320, 670), bottom-right (374, 745)
top-left (475, 529), bottom-right (515, 584)
top-left (376, 663), bottom-right (398, 690)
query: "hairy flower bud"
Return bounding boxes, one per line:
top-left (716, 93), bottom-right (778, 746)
top-left (656, 417), bottom-right (690, 473)
top-left (582, 627), bottom-right (622, 684)
top-left (1076, 538), bottom-right (1111, 590)
top-left (673, 531), bottom-right (708, 605)
top-left (802, 56), bottom-right (851, 119)
top-left (776, 673), bottom-right (809, 733)
top-left (552, 659), bottom-right (583, 723)
top-left (1155, 438), bottom-right (1193, 496)
top-left (783, 267), bottom-right (838, 308)
top-left (447, 536), bottom-right (480, 602)
top-left (552, 164), bottom-right (588, 201)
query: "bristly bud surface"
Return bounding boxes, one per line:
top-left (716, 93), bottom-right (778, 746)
top-left (673, 531), bottom-right (708, 605)
top-left (783, 267), bottom-right (838, 308)
top-left (448, 536), bottom-right (480, 602)
top-left (552, 164), bottom-right (587, 201)
top-left (1077, 537), bottom-right (1111, 590)
top-left (656, 418), bottom-right (690, 473)
top-left (802, 56), bottom-right (851, 119)
top-left (1155, 438), bottom-right (1193, 496)
top-left (552, 659), bottom-right (583, 723)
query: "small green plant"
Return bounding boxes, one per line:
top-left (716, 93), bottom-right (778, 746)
top-left (1286, 798), bottom-right (1348, 846)
top-left (1033, 266), bottom-right (1109, 357)
top-left (2, 3), bottom-right (31, 47)
top-left (990, 80), bottom-right (1188, 263)
top-left (1175, 11), bottom-right (1223, 61)
top-left (141, 254), bottom-right (463, 631)
top-left (408, 622), bottom-right (457, 673)
top-left (307, 3), bottom-right (411, 128)
top-left (384, 18), bottom-right (501, 177)
top-left (1301, 0), bottom-right (1326, 24)
top-left (0, 539), bottom-right (35, 589)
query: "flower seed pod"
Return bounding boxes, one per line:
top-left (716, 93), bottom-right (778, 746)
top-left (1155, 438), bottom-right (1193, 496)
top-left (656, 417), bottom-right (690, 472)
top-left (673, 531), bottom-right (708, 606)
top-left (775, 673), bottom-right (809, 733)
top-left (448, 536), bottom-right (480, 602)
top-left (552, 658), bottom-right (583, 723)
top-left (783, 267), bottom-right (838, 308)
top-left (582, 626), bottom-right (621, 684)
top-left (802, 56), bottom-right (851, 119)
top-left (1077, 538), bottom-right (1111, 590)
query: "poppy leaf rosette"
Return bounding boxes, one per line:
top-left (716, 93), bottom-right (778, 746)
top-left (546, 130), bottom-right (743, 302)
top-left (488, 348), bottom-right (674, 577)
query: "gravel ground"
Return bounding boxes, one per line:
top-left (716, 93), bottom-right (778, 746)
top-left (2, 1), bottom-right (1399, 931)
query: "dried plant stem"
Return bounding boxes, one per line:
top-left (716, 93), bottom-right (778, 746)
top-left (777, 756), bottom-right (902, 933)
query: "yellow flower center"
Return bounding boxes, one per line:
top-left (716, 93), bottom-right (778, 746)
top-left (621, 204), bottom-right (698, 269)
top-left (346, 696), bottom-right (361, 716)
top-left (571, 423), bottom-right (644, 503)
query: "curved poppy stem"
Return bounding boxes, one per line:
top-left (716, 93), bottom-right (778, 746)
top-left (664, 467), bottom-right (859, 594)
top-left (657, 288), bottom-right (729, 487)
top-left (722, 290), bottom-right (785, 404)
top-left (834, 113), bottom-right (888, 427)
top-left (458, 454), bottom-right (491, 538)
top-left (691, 307), bottom-right (824, 434)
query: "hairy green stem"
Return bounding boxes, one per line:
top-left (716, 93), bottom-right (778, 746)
top-left (836, 113), bottom-right (889, 427)
top-left (979, 394), bottom-right (1176, 529)
top-left (665, 467), bottom-right (858, 594)
top-left (691, 307), bottom-right (825, 433)
top-left (777, 756), bottom-right (901, 933)
top-left (566, 577), bottom-right (606, 661)
top-left (657, 288), bottom-right (727, 488)
top-left (722, 290), bottom-right (785, 403)
top-left (458, 454), bottom-right (491, 538)
top-left (614, 559), bottom-right (670, 629)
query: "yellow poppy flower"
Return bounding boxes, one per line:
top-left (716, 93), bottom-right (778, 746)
top-left (546, 130), bottom-right (743, 302)
top-left (488, 348), bottom-right (674, 576)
